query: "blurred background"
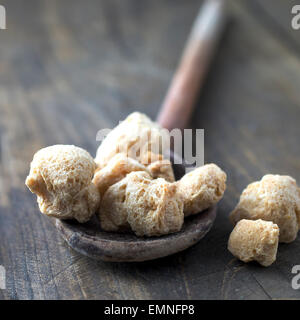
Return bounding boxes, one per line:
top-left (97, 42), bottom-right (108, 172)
top-left (1, 0), bottom-right (300, 300)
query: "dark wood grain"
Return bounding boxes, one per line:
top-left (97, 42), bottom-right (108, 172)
top-left (56, 207), bottom-right (216, 262)
top-left (0, 0), bottom-right (300, 299)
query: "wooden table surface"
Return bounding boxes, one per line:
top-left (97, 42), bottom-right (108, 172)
top-left (1, 0), bottom-right (300, 300)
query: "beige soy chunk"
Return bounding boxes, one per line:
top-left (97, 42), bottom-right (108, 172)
top-left (147, 159), bottom-right (175, 182)
top-left (140, 151), bottom-right (175, 182)
top-left (177, 164), bottom-right (227, 216)
top-left (25, 145), bottom-right (100, 223)
top-left (93, 153), bottom-right (148, 197)
top-left (139, 151), bottom-right (164, 166)
top-left (228, 219), bottom-right (279, 267)
top-left (230, 175), bottom-right (300, 243)
top-left (99, 175), bottom-right (132, 232)
top-left (126, 172), bottom-right (184, 237)
top-left (99, 171), bottom-right (184, 237)
top-left (95, 112), bottom-right (169, 169)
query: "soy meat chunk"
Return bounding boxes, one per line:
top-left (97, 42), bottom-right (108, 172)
top-left (230, 175), bottom-right (300, 243)
top-left (147, 159), bottom-right (175, 182)
top-left (139, 151), bottom-right (164, 165)
top-left (99, 171), bottom-right (184, 237)
top-left (228, 219), bottom-right (279, 267)
top-left (177, 164), bottom-right (227, 216)
top-left (93, 153), bottom-right (148, 197)
top-left (126, 172), bottom-right (184, 237)
top-left (99, 176), bottom-right (132, 232)
top-left (25, 145), bottom-right (100, 223)
top-left (95, 112), bottom-right (169, 169)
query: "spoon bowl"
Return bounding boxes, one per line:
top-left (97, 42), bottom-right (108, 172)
top-left (55, 152), bottom-right (217, 262)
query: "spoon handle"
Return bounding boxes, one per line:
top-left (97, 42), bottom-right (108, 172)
top-left (157, 0), bottom-right (227, 131)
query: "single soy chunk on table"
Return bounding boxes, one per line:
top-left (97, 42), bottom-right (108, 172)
top-left (230, 174), bottom-right (300, 243)
top-left (228, 219), bottom-right (279, 267)
top-left (25, 145), bottom-right (100, 223)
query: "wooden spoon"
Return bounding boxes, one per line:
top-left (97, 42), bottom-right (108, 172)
top-left (55, 0), bottom-right (227, 262)
top-left (56, 152), bottom-right (217, 262)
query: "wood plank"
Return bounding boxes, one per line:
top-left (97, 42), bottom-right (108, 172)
top-left (0, 0), bottom-right (300, 299)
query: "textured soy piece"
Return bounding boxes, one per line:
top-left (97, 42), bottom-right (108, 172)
top-left (126, 172), bottom-right (183, 237)
top-left (26, 145), bottom-right (100, 223)
top-left (177, 163), bottom-right (227, 216)
top-left (99, 175), bottom-right (131, 232)
top-left (230, 174), bottom-right (300, 243)
top-left (228, 219), bottom-right (279, 267)
top-left (147, 159), bottom-right (175, 182)
top-left (93, 153), bottom-right (148, 197)
top-left (95, 112), bottom-right (170, 169)
top-left (139, 151), bottom-right (164, 166)
top-left (99, 163), bottom-right (226, 237)
top-left (99, 171), bottom-right (184, 237)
